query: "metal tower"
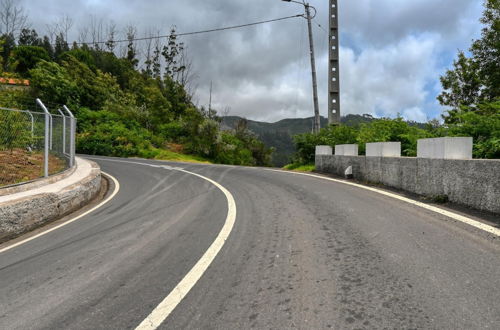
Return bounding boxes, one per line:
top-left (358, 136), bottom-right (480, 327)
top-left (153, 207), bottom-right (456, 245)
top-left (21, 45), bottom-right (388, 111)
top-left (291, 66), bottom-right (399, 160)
top-left (328, 0), bottom-right (340, 124)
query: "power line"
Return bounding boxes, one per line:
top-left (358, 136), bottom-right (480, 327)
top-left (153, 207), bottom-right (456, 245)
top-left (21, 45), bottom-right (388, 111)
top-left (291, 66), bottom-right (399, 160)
top-left (71, 14), bottom-right (304, 46)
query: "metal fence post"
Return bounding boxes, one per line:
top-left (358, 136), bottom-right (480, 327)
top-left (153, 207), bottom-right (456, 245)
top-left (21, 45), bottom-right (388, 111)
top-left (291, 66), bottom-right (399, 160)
top-left (27, 111), bottom-right (34, 138)
top-left (58, 109), bottom-right (66, 155)
top-left (36, 98), bottom-right (50, 178)
top-left (63, 105), bottom-right (76, 168)
top-left (49, 113), bottom-right (53, 150)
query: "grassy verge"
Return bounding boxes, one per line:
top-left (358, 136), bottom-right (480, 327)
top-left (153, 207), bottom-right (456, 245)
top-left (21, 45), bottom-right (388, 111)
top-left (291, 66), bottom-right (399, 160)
top-left (153, 148), bottom-right (211, 164)
top-left (283, 163), bottom-right (315, 172)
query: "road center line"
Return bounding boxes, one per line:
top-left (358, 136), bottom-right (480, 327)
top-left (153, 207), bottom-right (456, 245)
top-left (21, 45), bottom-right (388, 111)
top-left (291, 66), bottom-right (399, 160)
top-left (0, 171), bottom-right (121, 254)
top-left (266, 169), bottom-right (500, 237)
top-left (135, 168), bottom-right (237, 329)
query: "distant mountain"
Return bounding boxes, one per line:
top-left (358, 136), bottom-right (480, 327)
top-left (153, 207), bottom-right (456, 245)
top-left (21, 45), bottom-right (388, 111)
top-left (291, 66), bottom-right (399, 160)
top-left (221, 114), bottom-right (377, 167)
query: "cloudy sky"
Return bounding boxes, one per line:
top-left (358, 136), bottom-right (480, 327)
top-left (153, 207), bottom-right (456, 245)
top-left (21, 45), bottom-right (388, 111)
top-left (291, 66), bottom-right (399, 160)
top-left (21, 0), bottom-right (484, 122)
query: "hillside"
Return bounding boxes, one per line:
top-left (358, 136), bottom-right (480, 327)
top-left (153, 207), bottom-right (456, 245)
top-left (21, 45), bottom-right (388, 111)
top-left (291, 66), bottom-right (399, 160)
top-left (221, 114), bottom-right (377, 166)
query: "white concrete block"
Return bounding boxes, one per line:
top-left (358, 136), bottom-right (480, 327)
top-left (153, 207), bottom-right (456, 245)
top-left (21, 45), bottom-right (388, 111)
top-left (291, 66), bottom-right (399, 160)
top-left (366, 142), bottom-right (401, 157)
top-left (315, 145), bottom-right (333, 155)
top-left (417, 137), bottom-right (473, 159)
top-left (335, 144), bottom-right (358, 156)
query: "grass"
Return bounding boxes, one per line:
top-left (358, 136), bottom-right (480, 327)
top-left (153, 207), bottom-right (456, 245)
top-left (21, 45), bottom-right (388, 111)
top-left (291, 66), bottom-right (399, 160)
top-left (153, 148), bottom-right (211, 164)
top-left (283, 163), bottom-right (315, 172)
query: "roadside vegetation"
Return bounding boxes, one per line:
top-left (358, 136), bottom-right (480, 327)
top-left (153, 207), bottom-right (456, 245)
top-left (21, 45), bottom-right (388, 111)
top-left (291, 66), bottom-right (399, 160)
top-left (0, 1), bottom-right (273, 167)
top-left (288, 0), bottom-right (499, 168)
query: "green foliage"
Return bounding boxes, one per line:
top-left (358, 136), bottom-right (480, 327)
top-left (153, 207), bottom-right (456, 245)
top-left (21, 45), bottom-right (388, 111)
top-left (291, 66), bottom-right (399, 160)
top-left (437, 52), bottom-right (482, 111)
top-left (283, 163), bottom-right (315, 172)
top-left (29, 60), bottom-right (80, 105)
top-left (356, 118), bottom-right (432, 156)
top-left (0, 110), bottom-right (32, 153)
top-left (76, 108), bottom-right (156, 157)
top-left (10, 45), bottom-right (50, 76)
top-left (446, 102), bottom-right (500, 158)
top-left (0, 34), bottom-right (16, 71)
top-left (18, 29), bottom-right (42, 46)
top-left (439, 0), bottom-right (499, 119)
top-left (1, 27), bottom-right (272, 167)
top-left (292, 124), bottom-right (357, 164)
top-left (471, 0), bottom-right (500, 100)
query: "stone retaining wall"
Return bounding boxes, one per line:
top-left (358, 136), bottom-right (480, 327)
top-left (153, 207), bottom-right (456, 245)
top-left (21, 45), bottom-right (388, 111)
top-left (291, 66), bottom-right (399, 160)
top-left (0, 160), bottom-right (101, 241)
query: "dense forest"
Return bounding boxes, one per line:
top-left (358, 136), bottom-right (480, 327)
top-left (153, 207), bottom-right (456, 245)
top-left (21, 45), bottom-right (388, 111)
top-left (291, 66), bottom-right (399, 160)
top-left (0, 0), bottom-right (273, 166)
top-left (290, 0), bottom-right (499, 166)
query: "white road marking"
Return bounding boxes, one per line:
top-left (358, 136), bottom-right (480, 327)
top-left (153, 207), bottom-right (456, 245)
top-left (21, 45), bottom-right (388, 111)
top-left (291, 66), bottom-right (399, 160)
top-left (84, 156), bottom-right (184, 171)
top-left (266, 169), bottom-right (500, 237)
top-left (135, 168), bottom-right (237, 330)
top-left (0, 171), bottom-right (120, 254)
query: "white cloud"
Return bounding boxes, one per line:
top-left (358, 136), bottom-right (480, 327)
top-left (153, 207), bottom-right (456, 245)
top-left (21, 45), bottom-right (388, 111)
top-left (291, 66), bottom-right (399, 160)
top-left (20, 0), bottom-right (484, 122)
top-left (339, 34), bottom-right (438, 118)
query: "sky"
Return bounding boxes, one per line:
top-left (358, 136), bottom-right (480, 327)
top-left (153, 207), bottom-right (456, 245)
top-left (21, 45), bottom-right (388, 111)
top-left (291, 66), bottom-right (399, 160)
top-left (20, 0), bottom-right (485, 123)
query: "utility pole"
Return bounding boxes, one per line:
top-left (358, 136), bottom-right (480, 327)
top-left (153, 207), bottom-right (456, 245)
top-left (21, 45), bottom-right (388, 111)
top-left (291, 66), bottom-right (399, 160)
top-left (282, 0), bottom-right (320, 133)
top-left (305, 3), bottom-right (321, 133)
top-left (208, 80), bottom-right (213, 113)
top-left (328, 0), bottom-right (340, 124)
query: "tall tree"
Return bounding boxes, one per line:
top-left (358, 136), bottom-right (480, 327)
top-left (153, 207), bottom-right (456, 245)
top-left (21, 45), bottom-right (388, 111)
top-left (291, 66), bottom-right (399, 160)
top-left (152, 34), bottom-right (162, 79)
top-left (162, 27), bottom-right (185, 80)
top-left (41, 35), bottom-right (54, 59)
top-left (54, 32), bottom-right (69, 58)
top-left (125, 25), bottom-right (138, 67)
top-left (471, 0), bottom-right (500, 100)
top-left (0, 32), bottom-right (15, 70)
top-left (0, 0), bottom-right (27, 37)
top-left (438, 0), bottom-right (499, 120)
top-left (105, 21), bottom-right (117, 53)
top-left (18, 28), bottom-right (42, 46)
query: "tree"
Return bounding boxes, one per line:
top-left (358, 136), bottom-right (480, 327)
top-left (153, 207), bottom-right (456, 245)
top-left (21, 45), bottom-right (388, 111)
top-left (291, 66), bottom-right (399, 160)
top-left (29, 60), bottom-right (80, 105)
top-left (0, 0), bottom-right (27, 37)
top-left (0, 32), bottom-right (15, 70)
top-left (438, 0), bottom-right (499, 122)
top-left (105, 21), bottom-right (117, 53)
top-left (125, 25), bottom-right (138, 67)
top-left (54, 32), bottom-right (69, 58)
top-left (471, 0), bottom-right (500, 100)
top-left (57, 15), bottom-right (73, 43)
top-left (437, 52), bottom-right (482, 110)
top-left (41, 35), bottom-right (54, 59)
top-left (152, 36), bottom-right (162, 79)
top-left (162, 27), bottom-right (185, 80)
top-left (18, 28), bottom-right (42, 46)
top-left (11, 45), bottom-right (50, 76)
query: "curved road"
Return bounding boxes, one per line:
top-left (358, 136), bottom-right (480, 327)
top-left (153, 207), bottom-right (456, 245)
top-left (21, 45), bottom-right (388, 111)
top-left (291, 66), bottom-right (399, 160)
top-left (0, 156), bottom-right (499, 329)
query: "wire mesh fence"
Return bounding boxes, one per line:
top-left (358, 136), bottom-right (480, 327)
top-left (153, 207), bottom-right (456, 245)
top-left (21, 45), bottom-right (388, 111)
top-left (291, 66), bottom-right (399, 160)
top-left (0, 100), bottom-right (76, 188)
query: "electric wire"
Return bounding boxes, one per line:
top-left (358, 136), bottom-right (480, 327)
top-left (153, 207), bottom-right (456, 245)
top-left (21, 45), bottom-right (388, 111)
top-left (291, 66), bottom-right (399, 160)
top-left (71, 14), bottom-right (305, 46)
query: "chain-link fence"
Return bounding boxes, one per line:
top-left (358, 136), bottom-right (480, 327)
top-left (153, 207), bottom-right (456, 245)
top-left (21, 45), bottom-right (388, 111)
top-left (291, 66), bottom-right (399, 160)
top-left (0, 99), bottom-right (76, 188)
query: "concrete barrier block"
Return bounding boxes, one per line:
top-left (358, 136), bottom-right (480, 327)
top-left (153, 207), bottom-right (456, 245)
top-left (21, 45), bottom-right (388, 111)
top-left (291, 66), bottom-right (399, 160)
top-left (417, 137), bottom-right (472, 159)
top-left (335, 144), bottom-right (358, 156)
top-left (315, 145), bottom-right (333, 155)
top-left (366, 142), bottom-right (401, 157)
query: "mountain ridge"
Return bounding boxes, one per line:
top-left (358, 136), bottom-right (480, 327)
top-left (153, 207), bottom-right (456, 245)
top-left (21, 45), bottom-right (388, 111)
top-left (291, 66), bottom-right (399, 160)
top-left (221, 114), bottom-right (377, 166)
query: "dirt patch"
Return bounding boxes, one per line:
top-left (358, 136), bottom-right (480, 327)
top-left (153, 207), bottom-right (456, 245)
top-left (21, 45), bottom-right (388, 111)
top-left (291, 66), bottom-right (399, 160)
top-left (0, 149), bottom-right (66, 187)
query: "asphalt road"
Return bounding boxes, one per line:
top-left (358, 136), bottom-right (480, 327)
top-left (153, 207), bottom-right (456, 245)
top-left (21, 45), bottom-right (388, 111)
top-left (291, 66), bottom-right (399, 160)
top-left (0, 156), bottom-right (499, 330)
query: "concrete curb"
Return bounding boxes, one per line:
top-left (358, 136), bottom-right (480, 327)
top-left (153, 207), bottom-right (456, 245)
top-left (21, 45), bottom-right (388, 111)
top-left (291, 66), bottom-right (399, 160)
top-left (0, 157), bottom-right (102, 241)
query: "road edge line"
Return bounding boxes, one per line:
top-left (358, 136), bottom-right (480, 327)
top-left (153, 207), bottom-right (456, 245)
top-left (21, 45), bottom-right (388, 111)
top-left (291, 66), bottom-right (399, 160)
top-left (0, 171), bottom-right (121, 254)
top-left (135, 168), bottom-right (237, 330)
top-left (266, 169), bottom-right (500, 237)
